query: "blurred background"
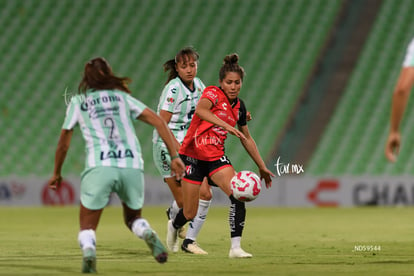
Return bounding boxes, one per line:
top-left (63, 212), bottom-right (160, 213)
top-left (1, 0), bottom-right (414, 206)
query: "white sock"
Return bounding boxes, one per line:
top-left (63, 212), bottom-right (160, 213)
top-left (78, 229), bottom-right (96, 251)
top-left (131, 218), bottom-right (151, 239)
top-left (231, 236), bottom-right (241, 249)
top-left (169, 200), bottom-right (180, 220)
top-left (186, 199), bottom-right (211, 241)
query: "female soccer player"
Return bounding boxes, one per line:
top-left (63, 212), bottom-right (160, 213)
top-left (48, 57), bottom-right (185, 273)
top-left (167, 53), bottom-right (274, 258)
top-left (386, 37), bottom-right (414, 162)
top-left (153, 47), bottom-right (212, 254)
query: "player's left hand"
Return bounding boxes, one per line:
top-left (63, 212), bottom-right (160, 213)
top-left (48, 175), bottom-right (63, 190)
top-left (246, 111), bottom-right (252, 121)
top-left (259, 167), bottom-right (274, 188)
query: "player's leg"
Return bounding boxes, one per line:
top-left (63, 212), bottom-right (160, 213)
top-left (78, 167), bottom-right (116, 273)
top-left (168, 179), bottom-right (201, 252)
top-left (153, 143), bottom-right (186, 240)
top-left (168, 155), bottom-right (206, 252)
top-left (118, 168), bottom-right (168, 263)
top-left (181, 178), bottom-right (212, 254)
top-left (165, 177), bottom-right (182, 219)
top-left (123, 204), bottom-right (167, 264)
top-left (78, 205), bottom-right (102, 273)
top-left (164, 177), bottom-right (186, 239)
top-left (209, 162), bottom-right (252, 258)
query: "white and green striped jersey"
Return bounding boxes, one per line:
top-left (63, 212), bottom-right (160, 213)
top-left (153, 77), bottom-right (205, 144)
top-left (403, 38), bottom-right (414, 67)
top-left (62, 90), bottom-right (147, 170)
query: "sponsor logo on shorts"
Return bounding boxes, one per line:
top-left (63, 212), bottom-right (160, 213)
top-left (186, 165), bottom-right (194, 175)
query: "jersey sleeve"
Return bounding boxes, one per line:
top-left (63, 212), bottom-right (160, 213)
top-left (195, 78), bottom-right (206, 96)
top-left (237, 98), bottom-right (247, 127)
top-left (62, 97), bottom-right (80, 130)
top-left (158, 82), bottom-right (180, 113)
top-left (201, 86), bottom-right (219, 106)
top-left (127, 94), bottom-right (148, 120)
top-left (403, 38), bottom-right (414, 67)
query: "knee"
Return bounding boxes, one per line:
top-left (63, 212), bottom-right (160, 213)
top-left (199, 188), bottom-right (212, 201)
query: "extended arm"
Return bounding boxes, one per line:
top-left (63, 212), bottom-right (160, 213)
top-left (159, 109), bottom-right (181, 152)
top-left (195, 98), bottom-right (246, 139)
top-left (48, 129), bottom-right (73, 189)
top-left (385, 67), bottom-right (414, 162)
top-left (238, 124), bottom-right (274, 188)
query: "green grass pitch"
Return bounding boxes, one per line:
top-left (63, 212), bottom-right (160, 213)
top-left (0, 206), bottom-right (413, 275)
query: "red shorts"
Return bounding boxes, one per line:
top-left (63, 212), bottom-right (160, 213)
top-left (180, 154), bottom-right (233, 185)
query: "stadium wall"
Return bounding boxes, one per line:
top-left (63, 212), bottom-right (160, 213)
top-left (2, 176), bottom-right (413, 207)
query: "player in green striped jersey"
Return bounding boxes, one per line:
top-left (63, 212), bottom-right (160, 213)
top-left (48, 57), bottom-right (185, 272)
top-left (153, 47), bottom-right (212, 254)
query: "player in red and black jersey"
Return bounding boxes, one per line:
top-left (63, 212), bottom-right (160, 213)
top-left (167, 53), bottom-right (274, 258)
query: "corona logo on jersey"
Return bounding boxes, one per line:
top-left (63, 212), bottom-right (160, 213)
top-left (80, 95), bottom-right (122, 111)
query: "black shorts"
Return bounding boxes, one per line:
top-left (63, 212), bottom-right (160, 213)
top-left (180, 154), bottom-right (233, 185)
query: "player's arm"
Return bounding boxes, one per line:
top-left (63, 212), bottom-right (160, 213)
top-left (159, 110), bottom-right (181, 152)
top-left (385, 67), bottom-right (414, 162)
top-left (138, 108), bottom-right (185, 180)
top-left (195, 98), bottom-right (246, 139)
top-left (48, 129), bottom-right (73, 190)
top-left (238, 124), bottom-right (274, 188)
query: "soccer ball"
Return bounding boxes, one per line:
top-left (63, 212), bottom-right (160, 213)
top-left (230, 171), bottom-right (262, 202)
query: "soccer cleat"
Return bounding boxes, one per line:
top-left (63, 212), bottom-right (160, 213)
top-left (82, 248), bottom-right (97, 273)
top-left (166, 220), bottom-right (179, 252)
top-left (181, 241), bottom-right (208, 255)
top-left (229, 247), bottom-right (253, 258)
top-left (143, 229), bottom-right (168, 264)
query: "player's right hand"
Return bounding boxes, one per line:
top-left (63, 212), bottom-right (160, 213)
top-left (385, 132), bottom-right (401, 162)
top-left (225, 125), bottom-right (246, 140)
top-left (48, 175), bottom-right (63, 190)
top-left (171, 158), bottom-right (186, 181)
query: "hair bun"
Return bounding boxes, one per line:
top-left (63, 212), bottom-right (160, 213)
top-left (223, 53), bottom-right (239, 65)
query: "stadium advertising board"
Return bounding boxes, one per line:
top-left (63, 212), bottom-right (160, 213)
top-left (1, 176), bottom-right (414, 207)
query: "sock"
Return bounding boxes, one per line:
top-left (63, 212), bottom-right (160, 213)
top-left (173, 208), bottom-right (189, 229)
top-left (231, 236), bottom-right (242, 249)
top-left (131, 218), bottom-right (151, 239)
top-left (168, 200), bottom-right (180, 220)
top-left (229, 194), bottom-right (246, 238)
top-left (186, 199), bottom-right (211, 241)
top-left (78, 229), bottom-right (96, 251)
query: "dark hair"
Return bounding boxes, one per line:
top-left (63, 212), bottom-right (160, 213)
top-left (219, 53), bottom-right (245, 81)
top-left (78, 57), bottom-right (131, 94)
top-left (163, 46), bottom-right (200, 84)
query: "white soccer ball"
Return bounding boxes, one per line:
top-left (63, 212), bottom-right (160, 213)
top-left (230, 170), bottom-right (262, 202)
